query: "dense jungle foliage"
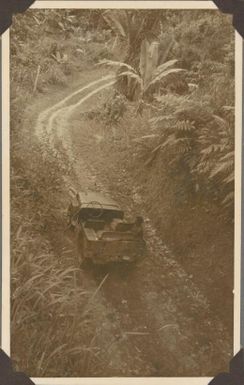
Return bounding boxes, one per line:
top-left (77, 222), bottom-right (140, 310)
top-left (11, 9), bottom-right (235, 214)
top-left (10, 8), bottom-right (235, 377)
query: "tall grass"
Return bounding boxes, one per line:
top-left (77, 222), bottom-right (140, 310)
top-left (10, 10), bottom-right (120, 376)
top-left (11, 135), bottom-right (122, 376)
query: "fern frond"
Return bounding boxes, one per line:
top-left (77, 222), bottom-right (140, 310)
top-left (219, 151), bottom-right (234, 161)
top-left (212, 114), bottom-right (227, 127)
top-left (176, 120), bottom-right (195, 132)
top-left (210, 158), bottom-right (234, 178)
top-left (223, 171), bottom-right (234, 184)
top-left (222, 105), bottom-right (234, 112)
top-left (222, 191), bottom-right (234, 205)
top-left (200, 144), bottom-right (225, 155)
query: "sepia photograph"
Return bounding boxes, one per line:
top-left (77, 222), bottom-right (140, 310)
top-left (2, 0), bottom-right (242, 380)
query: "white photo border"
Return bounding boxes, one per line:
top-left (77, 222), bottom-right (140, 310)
top-left (1, 1), bottom-right (242, 384)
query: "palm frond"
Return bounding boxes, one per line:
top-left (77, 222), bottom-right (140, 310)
top-left (145, 68), bottom-right (185, 91)
top-left (153, 59), bottom-right (178, 76)
top-left (117, 70), bottom-right (142, 87)
top-left (98, 59), bottom-right (137, 74)
top-left (102, 10), bottom-right (127, 38)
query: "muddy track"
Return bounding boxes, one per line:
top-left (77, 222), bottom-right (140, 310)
top-left (34, 74), bottom-right (232, 376)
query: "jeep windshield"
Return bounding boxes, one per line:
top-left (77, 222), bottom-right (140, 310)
top-left (77, 207), bottom-right (124, 222)
top-left (75, 192), bottom-right (124, 222)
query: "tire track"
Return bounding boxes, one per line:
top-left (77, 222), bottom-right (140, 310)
top-left (35, 74), bottom-right (115, 157)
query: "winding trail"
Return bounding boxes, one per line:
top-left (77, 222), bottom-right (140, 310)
top-left (35, 75), bottom-right (116, 158)
top-left (33, 73), bottom-right (232, 376)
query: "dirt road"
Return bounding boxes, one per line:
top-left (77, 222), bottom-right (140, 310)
top-left (33, 73), bottom-right (232, 376)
